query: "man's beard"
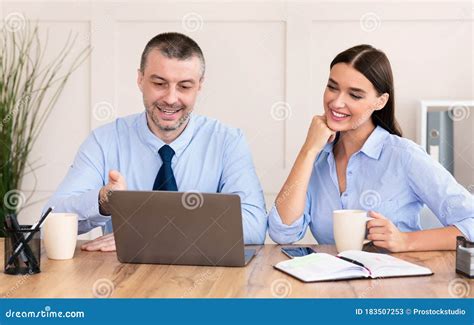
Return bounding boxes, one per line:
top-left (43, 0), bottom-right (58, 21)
top-left (145, 100), bottom-right (191, 132)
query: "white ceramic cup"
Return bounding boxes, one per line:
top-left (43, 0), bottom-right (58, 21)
top-left (333, 209), bottom-right (373, 253)
top-left (43, 213), bottom-right (78, 260)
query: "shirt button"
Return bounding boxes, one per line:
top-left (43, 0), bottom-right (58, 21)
top-left (343, 193), bottom-right (348, 197)
top-left (348, 171), bottom-right (353, 176)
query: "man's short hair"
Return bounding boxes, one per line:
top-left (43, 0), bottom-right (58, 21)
top-left (140, 32), bottom-right (205, 79)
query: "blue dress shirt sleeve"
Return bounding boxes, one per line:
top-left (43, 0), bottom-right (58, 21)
top-left (267, 190), bottom-right (312, 244)
top-left (44, 131), bottom-right (110, 234)
top-left (219, 130), bottom-right (268, 244)
top-left (406, 145), bottom-right (474, 240)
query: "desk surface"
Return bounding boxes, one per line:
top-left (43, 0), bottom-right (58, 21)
top-left (1, 239), bottom-right (472, 298)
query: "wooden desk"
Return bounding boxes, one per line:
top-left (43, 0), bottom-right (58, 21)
top-left (1, 239), bottom-right (472, 298)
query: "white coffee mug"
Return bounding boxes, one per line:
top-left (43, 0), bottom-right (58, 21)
top-left (333, 209), bottom-right (373, 253)
top-left (43, 213), bottom-right (78, 260)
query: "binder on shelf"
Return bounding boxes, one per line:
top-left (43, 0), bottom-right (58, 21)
top-left (427, 110), bottom-right (454, 175)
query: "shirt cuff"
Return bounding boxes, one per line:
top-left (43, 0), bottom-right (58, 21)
top-left (453, 218), bottom-right (474, 242)
top-left (267, 205), bottom-right (306, 244)
top-left (78, 188), bottom-right (111, 233)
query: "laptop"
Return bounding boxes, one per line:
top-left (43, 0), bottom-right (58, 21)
top-left (108, 191), bottom-right (257, 267)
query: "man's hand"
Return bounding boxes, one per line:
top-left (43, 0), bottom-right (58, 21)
top-left (99, 170), bottom-right (127, 215)
top-left (81, 233), bottom-right (116, 252)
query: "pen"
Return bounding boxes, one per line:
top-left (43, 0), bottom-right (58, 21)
top-left (4, 220), bottom-right (20, 269)
top-left (5, 215), bottom-right (29, 265)
top-left (29, 206), bottom-right (54, 231)
top-left (6, 207), bottom-right (54, 267)
top-left (338, 256), bottom-right (366, 268)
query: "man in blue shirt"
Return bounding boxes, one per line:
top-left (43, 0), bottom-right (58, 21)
top-left (45, 32), bottom-right (267, 251)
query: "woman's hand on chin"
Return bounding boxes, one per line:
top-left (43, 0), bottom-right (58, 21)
top-left (302, 115), bottom-right (336, 155)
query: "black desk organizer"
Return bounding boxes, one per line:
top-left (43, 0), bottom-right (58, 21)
top-left (4, 224), bottom-right (41, 275)
top-left (456, 236), bottom-right (474, 278)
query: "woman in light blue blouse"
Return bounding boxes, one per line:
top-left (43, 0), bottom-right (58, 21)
top-left (268, 44), bottom-right (473, 252)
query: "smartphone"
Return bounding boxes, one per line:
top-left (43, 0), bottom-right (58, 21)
top-left (281, 246), bottom-right (317, 258)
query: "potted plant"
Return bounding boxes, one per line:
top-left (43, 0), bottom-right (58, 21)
top-left (0, 16), bottom-right (90, 236)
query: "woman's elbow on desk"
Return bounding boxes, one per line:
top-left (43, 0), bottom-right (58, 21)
top-left (268, 231), bottom-right (296, 245)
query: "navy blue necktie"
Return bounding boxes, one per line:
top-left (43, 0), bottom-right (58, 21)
top-left (153, 145), bottom-right (178, 191)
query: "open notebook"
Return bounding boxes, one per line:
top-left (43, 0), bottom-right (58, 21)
top-left (274, 251), bottom-right (433, 282)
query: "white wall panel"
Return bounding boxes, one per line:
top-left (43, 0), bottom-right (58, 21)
top-left (1, 1), bottom-right (471, 243)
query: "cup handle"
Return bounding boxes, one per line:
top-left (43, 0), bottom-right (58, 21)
top-left (364, 216), bottom-right (374, 244)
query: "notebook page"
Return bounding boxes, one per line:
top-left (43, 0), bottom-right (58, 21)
top-left (275, 253), bottom-right (369, 282)
top-left (338, 251), bottom-right (433, 278)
